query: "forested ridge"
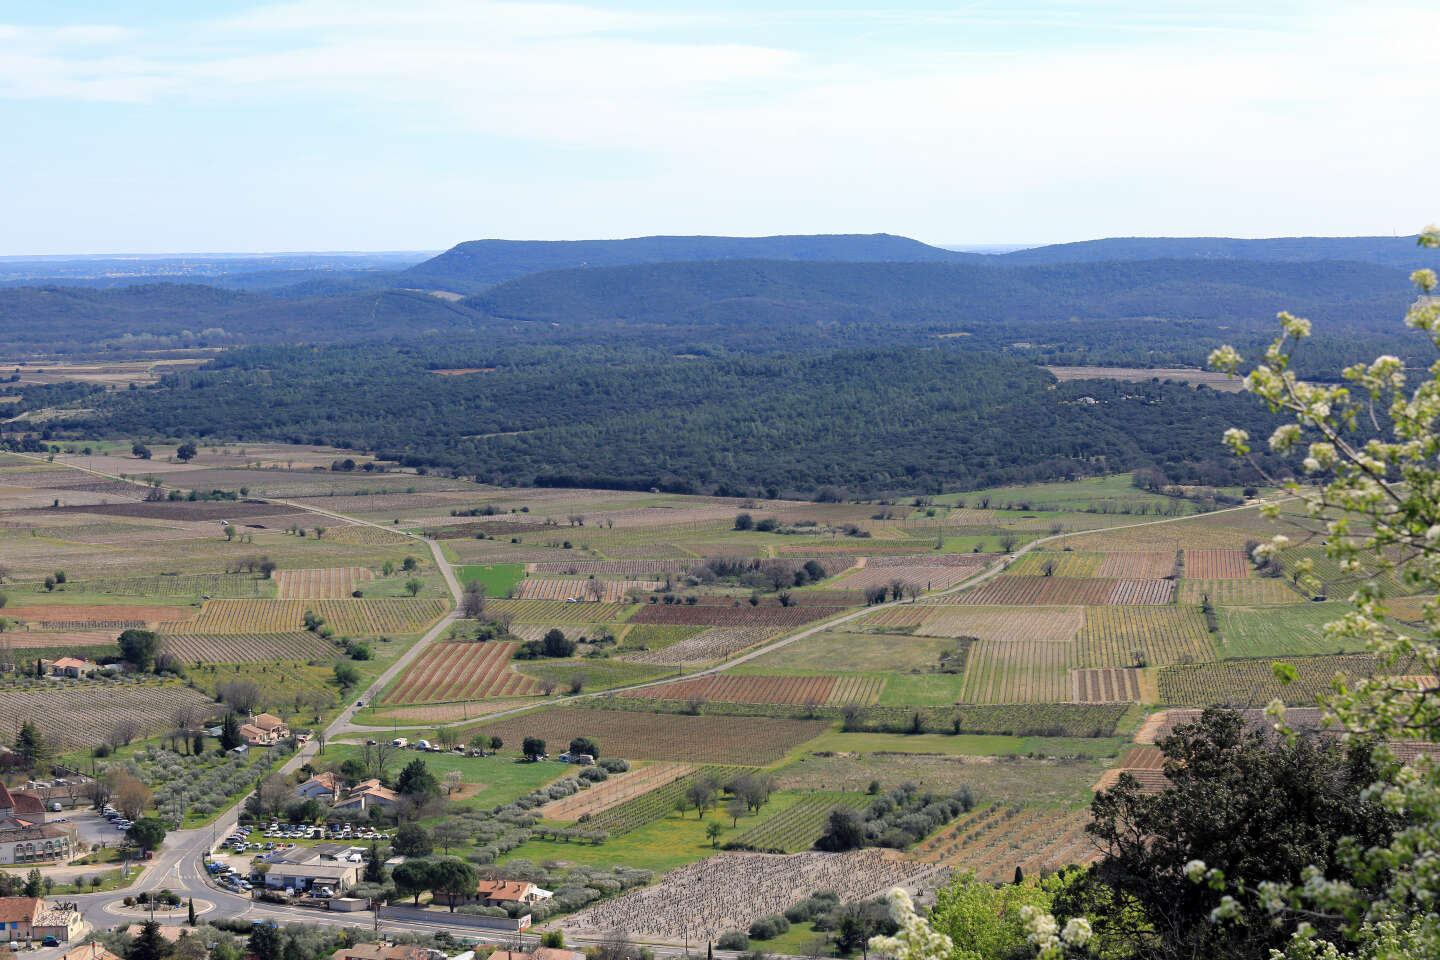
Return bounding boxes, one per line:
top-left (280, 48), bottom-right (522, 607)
top-left (54, 342), bottom-right (1289, 496)
top-left (10, 238), bottom-right (1437, 497)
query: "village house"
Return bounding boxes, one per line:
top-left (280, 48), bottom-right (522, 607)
top-left (0, 897), bottom-right (86, 943)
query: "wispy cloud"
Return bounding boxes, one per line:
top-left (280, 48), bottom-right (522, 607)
top-left (2, 1), bottom-right (1435, 249)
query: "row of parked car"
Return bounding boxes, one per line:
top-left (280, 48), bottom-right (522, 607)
top-left (102, 805), bottom-right (133, 831)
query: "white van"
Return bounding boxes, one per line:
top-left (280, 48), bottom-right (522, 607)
top-left (391, 737), bottom-right (408, 748)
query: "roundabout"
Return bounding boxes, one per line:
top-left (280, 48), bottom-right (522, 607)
top-left (102, 897), bottom-right (217, 921)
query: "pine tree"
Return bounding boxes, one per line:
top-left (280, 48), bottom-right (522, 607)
top-left (14, 720), bottom-right (52, 772)
top-left (219, 713), bottom-right (242, 751)
top-left (364, 840), bottom-right (385, 883)
top-left (131, 921), bottom-right (170, 960)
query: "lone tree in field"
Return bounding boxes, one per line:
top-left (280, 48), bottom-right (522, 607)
top-left (175, 441), bottom-right (197, 462)
top-left (460, 581), bottom-right (486, 618)
top-left (118, 629), bottom-right (161, 672)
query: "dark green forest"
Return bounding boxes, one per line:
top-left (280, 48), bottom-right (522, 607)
top-left (48, 342), bottom-right (1291, 496)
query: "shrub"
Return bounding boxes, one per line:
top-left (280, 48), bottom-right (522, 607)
top-left (748, 915), bottom-right (790, 940)
top-left (598, 757), bottom-right (629, 773)
top-left (718, 931), bottom-right (750, 950)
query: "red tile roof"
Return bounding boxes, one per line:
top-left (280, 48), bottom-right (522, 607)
top-left (475, 880), bottom-right (535, 901)
top-left (0, 897), bottom-right (41, 924)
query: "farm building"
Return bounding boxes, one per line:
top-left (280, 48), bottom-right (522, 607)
top-left (331, 778), bottom-right (399, 812)
top-left (451, 880), bottom-right (553, 909)
top-left (241, 712), bottom-right (290, 745)
top-left (39, 657), bottom-right (100, 678)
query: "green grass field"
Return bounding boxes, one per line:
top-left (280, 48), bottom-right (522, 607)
top-left (456, 563), bottom-right (525, 597)
top-left (874, 672), bottom-right (967, 705)
top-left (1216, 603), bottom-right (1372, 658)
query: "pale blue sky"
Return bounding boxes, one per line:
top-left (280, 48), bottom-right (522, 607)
top-left (2, 1), bottom-right (1433, 254)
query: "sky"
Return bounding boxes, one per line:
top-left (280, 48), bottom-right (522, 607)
top-left (2, 1), bottom-right (1436, 254)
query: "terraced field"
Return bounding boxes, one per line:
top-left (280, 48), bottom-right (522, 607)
top-left (1178, 578), bottom-right (1303, 604)
top-left (1157, 654), bottom-right (1389, 706)
top-left (170, 597), bottom-right (448, 635)
top-left (274, 567), bottom-right (373, 599)
top-left (1075, 606), bottom-right (1214, 667)
top-left (1069, 667), bottom-right (1142, 702)
top-left (385, 641), bottom-right (539, 703)
top-left (485, 599), bottom-right (629, 623)
top-left (1005, 552), bottom-right (1104, 578)
top-left (959, 639), bottom-right (1074, 703)
top-left (161, 632), bottom-right (339, 663)
top-left (1185, 549), bottom-right (1252, 579)
top-left (916, 605), bottom-right (1084, 643)
top-left (731, 792), bottom-right (869, 852)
